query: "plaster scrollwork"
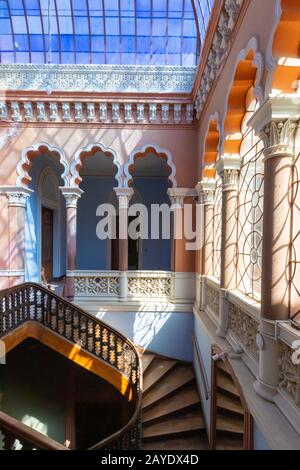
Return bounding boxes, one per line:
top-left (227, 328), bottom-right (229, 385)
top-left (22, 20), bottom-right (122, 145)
top-left (278, 340), bottom-right (300, 407)
top-left (75, 276), bottom-right (120, 296)
top-left (174, 104), bottom-right (182, 124)
top-left (228, 302), bottom-right (259, 359)
top-left (0, 186), bottom-right (33, 207)
top-left (128, 276), bottom-right (171, 298)
top-left (161, 104), bottom-right (169, 124)
top-left (198, 180), bottom-right (216, 206)
top-left (62, 102), bottom-right (71, 121)
top-left (112, 103), bottom-right (120, 123)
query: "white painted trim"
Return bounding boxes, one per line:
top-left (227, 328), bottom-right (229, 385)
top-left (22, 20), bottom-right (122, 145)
top-left (70, 142), bottom-right (122, 188)
top-left (265, 0), bottom-right (283, 97)
top-left (17, 141), bottom-right (69, 187)
top-left (201, 111), bottom-right (224, 176)
top-left (0, 270), bottom-right (24, 277)
top-left (124, 143), bottom-right (177, 188)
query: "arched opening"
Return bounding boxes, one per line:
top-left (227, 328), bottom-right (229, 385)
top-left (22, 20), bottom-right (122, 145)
top-left (223, 50), bottom-right (258, 158)
top-left (127, 148), bottom-right (173, 271)
top-left (202, 118), bottom-right (222, 280)
top-left (76, 147), bottom-right (120, 271)
top-left (25, 150), bottom-right (67, 283)
top-left (271, 0), bottom-right (300, 93)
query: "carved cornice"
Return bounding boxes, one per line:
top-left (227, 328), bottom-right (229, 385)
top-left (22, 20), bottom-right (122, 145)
top-left (194, 0), bottom-right (245, 118)
top-left (0, 99), bottom-right (194, 126)
top-left (60, 187), bottom-right (83, 209)
top-left (0, 63), bottom-right (196, 94)
top-left (0, 186), bottom-right (33, 207)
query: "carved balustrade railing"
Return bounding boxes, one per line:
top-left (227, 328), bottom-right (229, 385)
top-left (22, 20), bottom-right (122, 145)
top-left (0, 283), bottom-right (142, 450)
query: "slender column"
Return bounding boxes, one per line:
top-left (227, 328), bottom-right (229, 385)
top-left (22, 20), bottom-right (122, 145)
top-left (215, 156), bottom-right (241, 337)
top-left (0, 186), bottom-right (32, 287)
top-left (167, 189), bottom-right (187, 272)
top-left (60, 187), bottom-right (83, 299)
top-left (114, 188), bottom-right (134, 301)
top-left (195, 180), bottom-right (215, 310)
top-left (249, 97), bottom-right (299, 401)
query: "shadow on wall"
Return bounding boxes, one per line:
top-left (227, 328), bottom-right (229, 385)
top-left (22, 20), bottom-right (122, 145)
top-left (95, 306), bottom-right (193, 362)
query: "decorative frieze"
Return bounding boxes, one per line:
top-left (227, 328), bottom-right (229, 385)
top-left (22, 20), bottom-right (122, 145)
top-left (195, 0), bottom-right (244, 117)
top-left (128, 276), bottom-right (172, 298)
top-left (228, 302), bottom-right (259, 359)
top-left (0, 64), bottom-right (196, 94)
top-left (0, 100), bottom-right (194, 125)
top-left (278, 340), bottom-right (300, 407)
top-left (75, 276), bottom-right (119, 296)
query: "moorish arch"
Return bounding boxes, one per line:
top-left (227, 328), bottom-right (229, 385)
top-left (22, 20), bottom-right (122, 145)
top-left (70, 143), bottom-right (122, 188)
top-left (222, 38), bottom-right (263, 158)
top-left (124, 144), bottom-right (177, 188)
top-left (202, 113), bottom-right (221, 179)
top-left (266, 0), bottom-right (300, 94)
top-left (16, 142), bottom-right (69, 187)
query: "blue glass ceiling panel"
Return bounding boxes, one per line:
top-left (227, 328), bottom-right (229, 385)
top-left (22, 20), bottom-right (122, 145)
top-left (0, 0), bottom-right (215, 65)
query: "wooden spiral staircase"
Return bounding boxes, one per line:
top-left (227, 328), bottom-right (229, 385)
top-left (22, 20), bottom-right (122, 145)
top-left (0, 283), bottom-right (142, 450)
top-left (212, 358), bottom-right (251, 450)
top-left (141, 353), bottom-right (208, 450)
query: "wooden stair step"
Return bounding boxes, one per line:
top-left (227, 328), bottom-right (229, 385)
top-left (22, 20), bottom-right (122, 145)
top-left (217, 374), bottom-right (240, 397)
top-left (217, 392), bottom-right (244, 415)
top-left (215, 436), bottom-right (244, 450)
top-left (143, 411), bottom-right (205, 439)
top-left (142, 385), bottom-right (201, 423)
top-left (143, 435), bottom-right (209, 451)
top-left (141, 354), bottom-right (155, 373)
top-left (143, 359), bottom-right (177, 393)
top-left (142, 365), bottom-right (195, 409)
top-left (216, 415), bottom-right (244, 435)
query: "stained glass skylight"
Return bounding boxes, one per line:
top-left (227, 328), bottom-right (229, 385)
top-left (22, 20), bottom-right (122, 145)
top-left (0, 0), bottom-right (214, 66)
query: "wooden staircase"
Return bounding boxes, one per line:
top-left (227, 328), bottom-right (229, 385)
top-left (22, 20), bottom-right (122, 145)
top-left (214, 361), bottom-right (245, 450)
top-left (141, 353), bottom-right (208, 450)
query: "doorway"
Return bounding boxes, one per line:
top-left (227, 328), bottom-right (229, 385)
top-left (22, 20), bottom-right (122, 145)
top-left (42, 206), bottom-right (54, 282)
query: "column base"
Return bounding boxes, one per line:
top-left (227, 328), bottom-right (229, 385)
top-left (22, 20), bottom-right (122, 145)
top-left (253, 379), bottom-right (278, 403)
top-left (119, 271), bottom-right (128, 302)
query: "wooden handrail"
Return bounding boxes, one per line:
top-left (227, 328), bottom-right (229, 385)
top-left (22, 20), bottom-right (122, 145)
top-left (0, 410), bottom-right (68, 450)
top-left (192, 332), bottom-right (210, 400)
top-left (0, 282), bottom-right (143, 450)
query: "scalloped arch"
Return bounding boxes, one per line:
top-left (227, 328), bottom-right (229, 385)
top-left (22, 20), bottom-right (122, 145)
top-left (124, 144), bottom-right (177, 188)
top-left (70, 143), bottom-right (122, 188)
top-left (17, 142), bottom-right (69, 187)
top-left (202, 112), bottom-right (222, 180)
top-left (221, 36), bottom-right (264, 157)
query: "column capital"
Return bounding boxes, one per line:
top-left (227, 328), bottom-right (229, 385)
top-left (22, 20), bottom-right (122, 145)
top-left (60, 187), bottom-right (83, 208)
top-left (248, 95), bottom-right (300, 158)
top-left (167, 188), bottom-right (195, 207)
top-left (114, 187), bottom-right (134, 209)
top-left (0, 186), bottom-right (33, 207)
top-left (197, 180), bottom-right (216, 205)
top-left (215, 155), bottom-right (241, 191)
